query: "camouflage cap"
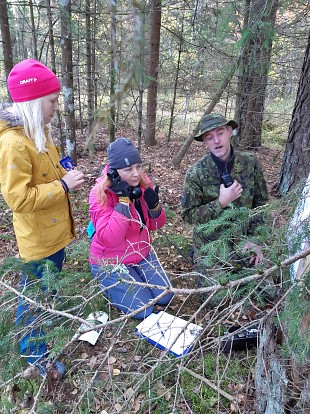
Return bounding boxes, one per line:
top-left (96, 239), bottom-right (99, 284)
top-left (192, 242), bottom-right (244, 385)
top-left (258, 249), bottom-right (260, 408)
top-left (194, 113), bottom-right (238, 142)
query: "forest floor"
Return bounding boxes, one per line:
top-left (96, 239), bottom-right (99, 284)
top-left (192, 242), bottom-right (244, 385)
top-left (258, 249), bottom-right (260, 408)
top-left (0, 127), bottom-right (286, 414)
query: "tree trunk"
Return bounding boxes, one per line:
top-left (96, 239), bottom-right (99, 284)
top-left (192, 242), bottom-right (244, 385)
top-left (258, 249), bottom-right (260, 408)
top-left (46, 0), bottom-right (64, 156)
top-left (167, 6), bottom-right (184, 143)
top-left (85, 0), bottom-right (94, 137)
top-left (46, 0), bottom-right (56, 74)
top-left (234, 0), bottom-right (278, 149)
top-left (60, 0), bottom-right (76, 161)
top-left (76, 23), bottom-right (84, 135)
top-left (137, 5), bottom-right (146, 150)
top-left (145, 0), bottom-right (161, 147)
top-left (0, 0), bottom-right (13, 88)
top-left (92, 0), bottom-right (98, 114)
top-left (255, 311), bottom-right (310, 413)
top-left (29, 0), bottom-right (38, 60)
top-left (273, 29), bottom-right (310, 196)
top-left (109, 0), bottom-right (117, 143)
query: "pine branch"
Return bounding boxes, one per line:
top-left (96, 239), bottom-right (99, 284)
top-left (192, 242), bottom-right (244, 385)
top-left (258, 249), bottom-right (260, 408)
top-left (61, 244), bottom-right (310, 336)
top-left (1, 245), bottom-right (308, 337)
top-left (0, 279), bottom-right (95, 328)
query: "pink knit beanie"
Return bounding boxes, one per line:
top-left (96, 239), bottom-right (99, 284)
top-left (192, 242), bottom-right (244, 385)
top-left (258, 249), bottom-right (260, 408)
top-left (7, 59), bottom-right (61, 103)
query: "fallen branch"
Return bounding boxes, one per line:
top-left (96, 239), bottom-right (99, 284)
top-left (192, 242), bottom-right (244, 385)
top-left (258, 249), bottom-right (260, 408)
top-left (180, 366), bottom-right (236, 403)
top-left (1, 245), bottom-right (309, 336)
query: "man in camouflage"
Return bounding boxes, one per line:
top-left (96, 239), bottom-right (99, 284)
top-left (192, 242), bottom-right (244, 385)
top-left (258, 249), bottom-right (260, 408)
top-left (181, 113), bottom-right (273, 306)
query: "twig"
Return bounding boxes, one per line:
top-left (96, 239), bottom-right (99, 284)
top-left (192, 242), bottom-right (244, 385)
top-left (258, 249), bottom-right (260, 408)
top-left (28, 377), bottom-right (46, 414)
top-left (2, 245), bottom-right (308, 342)
top-left (142, 403), bottom-right (157, 414)
top-left (0, 279), bottom-right (95, 328)
top-left (180, 366), bottom-right (236, 403)
top-left (71, 317), bottom-right (131, 413)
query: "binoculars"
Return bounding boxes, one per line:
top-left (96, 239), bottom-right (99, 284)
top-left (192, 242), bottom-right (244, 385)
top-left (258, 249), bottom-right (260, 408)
top-left (107, 168), bottom-right (142, 200)
top-left (221, 172), bottom-right (234, 188)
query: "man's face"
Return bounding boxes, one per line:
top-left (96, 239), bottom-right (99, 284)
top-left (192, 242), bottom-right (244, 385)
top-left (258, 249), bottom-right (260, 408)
top-left (202, 125), bottom-right (232, 161)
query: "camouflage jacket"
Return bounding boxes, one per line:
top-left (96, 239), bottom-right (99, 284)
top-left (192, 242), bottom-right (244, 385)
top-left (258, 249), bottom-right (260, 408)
top-left (181, 150), bottom-right (268, 249)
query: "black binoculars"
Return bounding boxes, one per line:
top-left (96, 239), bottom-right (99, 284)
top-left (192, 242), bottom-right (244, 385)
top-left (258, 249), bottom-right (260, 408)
top-left (107, 168), bottom-right (142, 200)
top-left (221, 172), bottom-right (234, 188)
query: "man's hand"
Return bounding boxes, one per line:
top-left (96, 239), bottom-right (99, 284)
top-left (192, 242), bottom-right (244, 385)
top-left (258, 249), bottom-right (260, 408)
top-left (242, 241), bottom-right (264, 266)
top-left (218, 181), bottom-right (243, 208)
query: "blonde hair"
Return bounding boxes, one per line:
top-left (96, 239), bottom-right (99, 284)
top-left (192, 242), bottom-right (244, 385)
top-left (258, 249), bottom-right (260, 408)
top-left (96, 172), bottom-right (149, 206)
top-left (11, 98), bottom-right (52, 153)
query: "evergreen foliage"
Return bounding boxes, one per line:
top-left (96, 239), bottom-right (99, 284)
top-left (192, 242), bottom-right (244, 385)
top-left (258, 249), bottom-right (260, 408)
top-left (197, 205), bottom-right (269, 269)
top-left (280, 271), bottom-right (310, 364)
top-left (0, 240), bottom-right (108, 385)
top-left (194, 203), bottom-right (291, 307)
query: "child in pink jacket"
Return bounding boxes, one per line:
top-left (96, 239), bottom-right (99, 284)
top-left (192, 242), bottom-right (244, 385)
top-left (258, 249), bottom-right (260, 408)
top-left (89, 138), bottom-right (173, 318)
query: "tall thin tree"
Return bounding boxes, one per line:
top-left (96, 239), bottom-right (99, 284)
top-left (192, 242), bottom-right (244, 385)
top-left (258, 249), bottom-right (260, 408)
top-left (47, 0), bottom-right (64, 155)
top-left (92, 0), bottom-right (97, 113)
top-left (145, 0), bottom-right (161, 147)
top-left (109, 0), bottom-right (117, 143)
top-left (137, 2), bottom-right (146, 150)
top-left (85, 0), bottom-right (94, 137)
top-left (0, 0), bottom-right (14, 86)
top-left (234, 0), bottom-right (278, 149)
top-left (28, 0), bottom-right (38, 60)
top-left (167, 5), bottom-right (185, 143)
top-left (60, 0), bottom-right (76, 160)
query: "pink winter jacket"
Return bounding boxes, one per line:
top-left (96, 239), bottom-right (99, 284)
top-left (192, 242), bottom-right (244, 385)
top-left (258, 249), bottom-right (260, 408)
top-left (89, 174), bottom-right (166, 265)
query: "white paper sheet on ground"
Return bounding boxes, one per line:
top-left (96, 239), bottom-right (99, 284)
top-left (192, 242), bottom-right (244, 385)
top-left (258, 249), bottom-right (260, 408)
top-left (135, 311), bottom-right (203, 357)
top-left (287, 173), bottom-right (310, 284)
top-left (73, 311), bottom-right (109, 345)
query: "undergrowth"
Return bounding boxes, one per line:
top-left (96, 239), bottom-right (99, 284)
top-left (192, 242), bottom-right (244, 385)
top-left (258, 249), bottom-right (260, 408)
top-left (0, 180), bottom-right (308, 412)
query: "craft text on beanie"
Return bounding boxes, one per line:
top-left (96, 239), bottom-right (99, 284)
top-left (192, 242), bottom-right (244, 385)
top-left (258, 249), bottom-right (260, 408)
top-left (8, 59), bottom-right (61, 103)
top-left (107, 138), bottom-right (142, 169)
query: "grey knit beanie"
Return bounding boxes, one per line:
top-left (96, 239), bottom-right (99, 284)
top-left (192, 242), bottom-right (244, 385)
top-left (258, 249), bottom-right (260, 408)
top-left (107, 138), bottom-right (142, 169)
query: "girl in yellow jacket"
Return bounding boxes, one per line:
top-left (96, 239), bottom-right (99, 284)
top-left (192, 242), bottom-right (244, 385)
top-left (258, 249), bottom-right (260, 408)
top-left (0, 59), bottom-right (84, 377)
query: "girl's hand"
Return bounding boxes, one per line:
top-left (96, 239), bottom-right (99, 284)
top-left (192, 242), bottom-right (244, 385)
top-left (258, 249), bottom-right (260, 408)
top-left (144, 186), bottom-right (160, 210)
top-left (62, 169), bottom-right (85, 191)
top-left (111, 176), bottom-right (131, 198)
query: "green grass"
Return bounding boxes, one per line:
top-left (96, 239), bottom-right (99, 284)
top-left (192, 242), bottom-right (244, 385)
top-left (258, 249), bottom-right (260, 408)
top-left (138, 363), bottom-right (176, 414)
top-left (181, 352), bottom-right (256, 413)
top-left (153, 233), bottom-right (191, 257)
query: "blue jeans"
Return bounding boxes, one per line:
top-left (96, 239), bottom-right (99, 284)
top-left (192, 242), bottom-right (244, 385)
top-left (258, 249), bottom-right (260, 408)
top-left (16, 249), bottom-right (65, 364)
top-left (90, 252), bottom-right (174, 319)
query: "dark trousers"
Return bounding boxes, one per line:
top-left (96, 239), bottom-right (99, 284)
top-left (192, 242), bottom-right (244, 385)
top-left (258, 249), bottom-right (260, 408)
top-left (16, 249), bottom-right (64, 364)
top-left (91, 252), bottom-right (174, 319)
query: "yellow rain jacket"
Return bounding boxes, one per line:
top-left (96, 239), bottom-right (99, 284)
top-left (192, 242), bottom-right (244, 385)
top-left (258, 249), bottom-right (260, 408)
top-left (0, 111), bottom-right (75, 261)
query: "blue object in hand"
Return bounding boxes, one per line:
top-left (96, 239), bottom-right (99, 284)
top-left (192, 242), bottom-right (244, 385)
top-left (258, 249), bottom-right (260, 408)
top-left (60, 156), bottom-right (76, 171)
